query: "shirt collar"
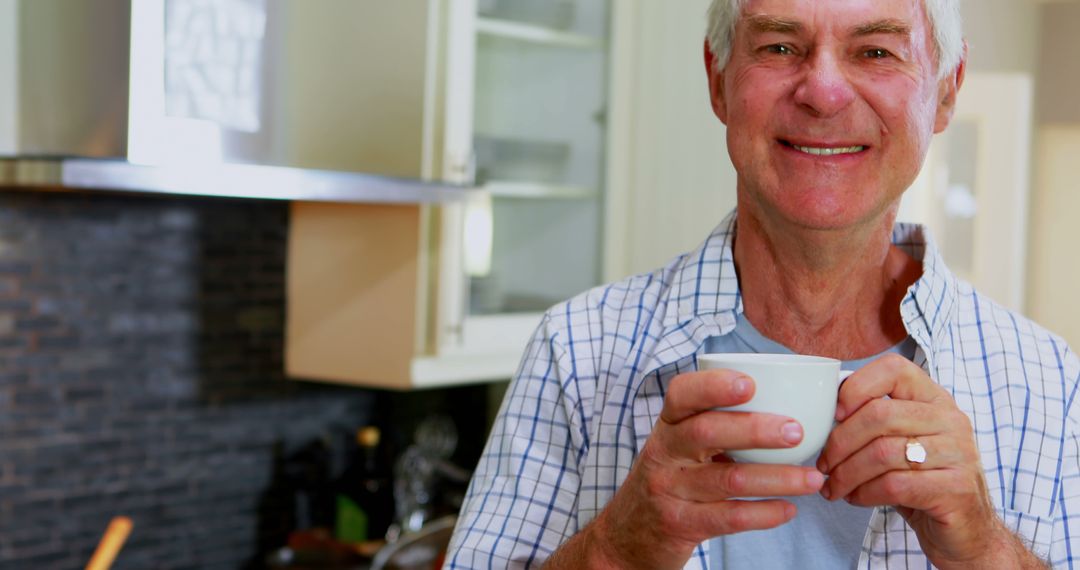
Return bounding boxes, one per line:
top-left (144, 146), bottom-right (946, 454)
top-left (653, 210), bottom-right (958, 369)
top-left (661, 210), bottom-right (743, 333)
top-left (893, 222), bottom-right (958, 370)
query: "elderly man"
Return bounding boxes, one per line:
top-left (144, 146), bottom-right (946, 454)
top-left (446, 0), bottom-right (1078, 568)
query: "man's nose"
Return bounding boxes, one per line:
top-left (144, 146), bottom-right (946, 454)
top-left (792, 52), bottom-right (856, 117)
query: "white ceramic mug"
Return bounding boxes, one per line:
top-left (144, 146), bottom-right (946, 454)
top-left (697, 353), bottom-right (852, 465)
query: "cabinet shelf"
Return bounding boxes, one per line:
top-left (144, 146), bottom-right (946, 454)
top-left (286, 1), bottom-right (610, 390)
top-left (483, 180), bottom-right (598, 199)
top-left (476, 17), bottom-right (604, 49)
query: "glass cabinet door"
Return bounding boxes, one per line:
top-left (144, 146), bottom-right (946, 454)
top-left (466, 0), bottom-right (610, 316)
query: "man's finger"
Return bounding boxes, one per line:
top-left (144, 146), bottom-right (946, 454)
top-left (837, 354), bottom-right (948, 421)
top-left (842, 469), bottom-right (987, 518)
top-left (683, 499), bottom-right (798, 538)
top-left (668, 462), bottom-right (824, 502)
top-left (661, 370), bottom-right (754, 424)
top-left (660, 409), bottom-right (804, 461)
top-left (818, 399), bottom-right (948, 472)
top-left (822, 434), bottom-right (969, 501)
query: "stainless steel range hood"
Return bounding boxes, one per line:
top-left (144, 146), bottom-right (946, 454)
top-left (0, 0), bottom-right (472, 203)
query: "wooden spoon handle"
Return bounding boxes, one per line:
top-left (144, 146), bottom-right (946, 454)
top-left (85, 516), bottom-right (133, 570)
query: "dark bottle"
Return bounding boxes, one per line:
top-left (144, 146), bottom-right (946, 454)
top-left (334, 426), bottom-right (395, 543)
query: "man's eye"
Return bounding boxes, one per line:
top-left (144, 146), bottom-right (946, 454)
top-left (765, 44), bottom-right (794, 55)
top-left (864, 48), bottom-right (891, 59)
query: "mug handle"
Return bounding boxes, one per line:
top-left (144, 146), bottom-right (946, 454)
top-left (832, 370), bottom-right (858, 428)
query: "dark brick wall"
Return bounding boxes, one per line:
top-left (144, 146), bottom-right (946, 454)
top-left (0, 191), bottom-right (490, 569)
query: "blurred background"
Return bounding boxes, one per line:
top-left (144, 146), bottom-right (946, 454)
top-left (0, 0), bottom-right (1076, 568)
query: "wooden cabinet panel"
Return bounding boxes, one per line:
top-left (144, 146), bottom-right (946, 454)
top-left (286, 202), bottom-right (423, 388)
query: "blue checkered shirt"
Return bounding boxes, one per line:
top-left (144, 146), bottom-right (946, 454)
top-left (446, 212), bottom-right (1080, 569)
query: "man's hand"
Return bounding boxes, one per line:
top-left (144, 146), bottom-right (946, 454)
top-left (545, 369), bottom-right (825, 569)
top-left (818, 354), bottom-right (1046, 569)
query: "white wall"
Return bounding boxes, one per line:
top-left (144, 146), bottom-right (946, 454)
top-left (1026, 3), bottom-right (1080, 348)
top-left (959, 0), bottom-right (1040, 75)
top-left (604, 0), bottom-right (736, 281)
top-left (1036, 3), bottom-right (1080, 124)
top-left (0, 0), bottom-right (17, 155)
top-left (1028, 127), bottom-right (1080, 347)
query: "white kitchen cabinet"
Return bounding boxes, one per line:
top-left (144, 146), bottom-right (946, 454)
top-left (897, 73), bottom-right (1033, 313)
top-left (287, 0), bottom-right (611, 389)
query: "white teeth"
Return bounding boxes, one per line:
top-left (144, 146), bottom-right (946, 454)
top-left (792, 144), bottom-right (865, 156)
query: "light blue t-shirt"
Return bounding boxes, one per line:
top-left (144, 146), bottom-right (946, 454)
top-left (703, 316), bottom-right (918, 569)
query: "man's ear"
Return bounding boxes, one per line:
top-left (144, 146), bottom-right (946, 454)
top-left (704, 40), bottom-right (729, 124)
top-left (933, 41), bottom-right (967, 134)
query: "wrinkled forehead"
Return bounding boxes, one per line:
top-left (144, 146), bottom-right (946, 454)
top-left (736, 0), bottom-right (932, 37)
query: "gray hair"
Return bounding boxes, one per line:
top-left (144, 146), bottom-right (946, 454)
top-left (705, 0), bottom-right (963, 79)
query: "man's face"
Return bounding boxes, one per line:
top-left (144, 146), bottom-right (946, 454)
top-left (707, 0), bottom-right (964, 231)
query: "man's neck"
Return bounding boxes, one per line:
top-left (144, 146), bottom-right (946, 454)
top-left (733, 207), bottom-right (922, 360)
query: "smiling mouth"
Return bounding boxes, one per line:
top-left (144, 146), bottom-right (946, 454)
top-left (781, 141), bottom-right (867, 156)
